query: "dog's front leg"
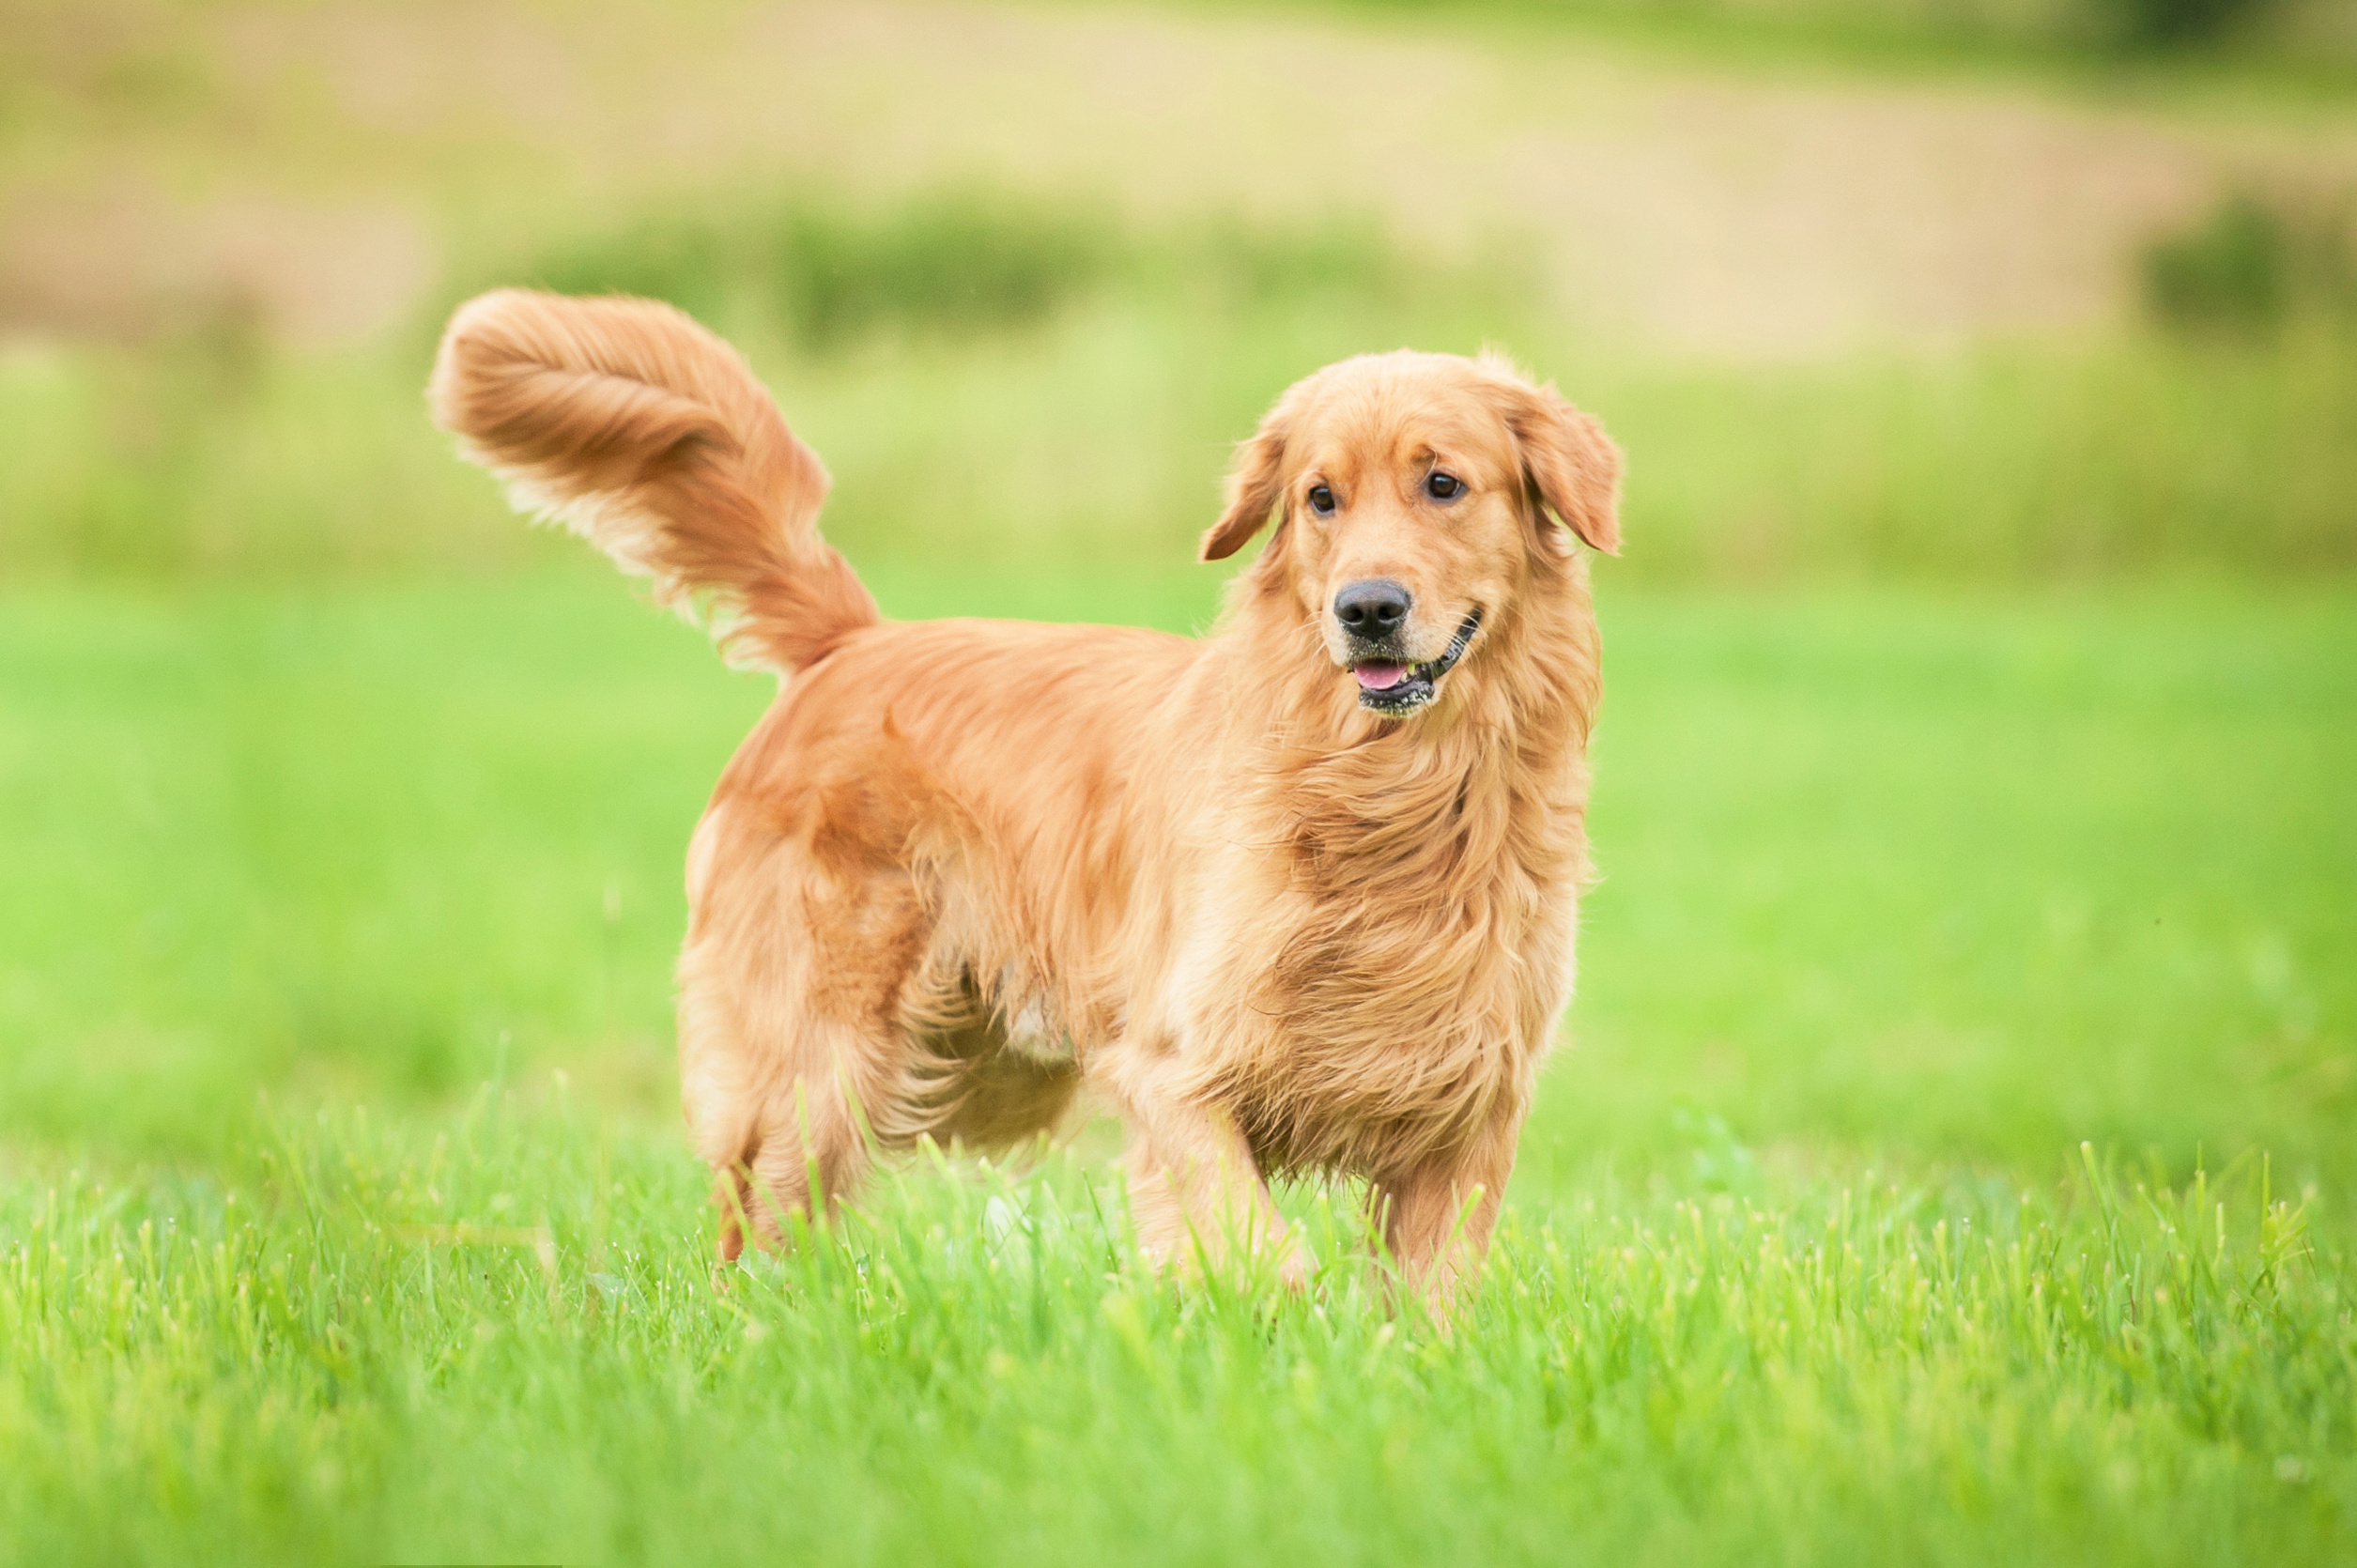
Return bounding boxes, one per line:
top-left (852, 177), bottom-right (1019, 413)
top-left (1375, 1115), bottom-right (1520, 1321)
top-left (1099, 1060), bottom-right (1305, 1287)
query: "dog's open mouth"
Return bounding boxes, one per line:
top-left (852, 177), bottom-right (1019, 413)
top-left (1351, 607), bottom-right (1484, 715)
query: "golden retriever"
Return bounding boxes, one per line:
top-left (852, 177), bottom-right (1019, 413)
top-left (428, 290), bottom-right (1620, 1310)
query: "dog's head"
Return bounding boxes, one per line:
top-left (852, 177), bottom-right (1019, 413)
top-left (1201, 350), bottom-right (1620, 718)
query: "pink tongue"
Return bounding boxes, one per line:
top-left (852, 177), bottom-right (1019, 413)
top-left (1354, 662), bottom-right (1408, 691)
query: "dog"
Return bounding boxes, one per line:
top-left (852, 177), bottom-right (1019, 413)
top-left (429, 289), bottom-right (1620, 1311)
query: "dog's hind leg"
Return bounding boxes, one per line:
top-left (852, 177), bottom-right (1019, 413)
top-left (688, 962), bottom-right (1072, 1257)
top-left (681, 955), bottom-right (886, 1260)
top-left (676, 809), bottom-right (937, 1260)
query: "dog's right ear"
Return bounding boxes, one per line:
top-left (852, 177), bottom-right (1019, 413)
top-left (1198, 396), bottom-right (1296, 562)
top-left (1477, 353), bottom-right (1622, 558)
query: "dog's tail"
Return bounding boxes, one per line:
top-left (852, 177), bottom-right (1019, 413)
top-left (429, 288), bottom-right (878, 674)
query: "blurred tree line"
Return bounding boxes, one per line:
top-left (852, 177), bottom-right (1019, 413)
top-left (1332, 0), bottom-right (2354, 62)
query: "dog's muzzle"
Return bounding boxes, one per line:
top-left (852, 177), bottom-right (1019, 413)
top-left (1350, 607), bottom-right (1484, 715)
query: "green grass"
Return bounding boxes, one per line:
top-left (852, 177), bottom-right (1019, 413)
top-left (2, 567), bottom-right (2351, 1562)
top-left (4, 1115), bottom-right (2344, 1565)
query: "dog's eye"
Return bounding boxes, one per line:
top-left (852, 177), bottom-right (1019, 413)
top-left (1425, 471), bottom-right (1462, 500)
top-left (1307, 484), bottom-right (1336, 516)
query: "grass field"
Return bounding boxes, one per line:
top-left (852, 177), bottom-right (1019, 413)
top-left (2, 567), bottom-right (2350, 1563)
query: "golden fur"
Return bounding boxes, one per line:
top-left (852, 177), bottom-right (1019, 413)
top-left (429, 289), bottom-right (1621, 1309)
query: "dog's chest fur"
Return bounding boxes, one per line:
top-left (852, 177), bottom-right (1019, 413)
top-left (1195, 715), bottom-right (1590, 1178)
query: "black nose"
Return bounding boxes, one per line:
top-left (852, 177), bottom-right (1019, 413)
top-left (1333, 579), bottom-right (1411, 638)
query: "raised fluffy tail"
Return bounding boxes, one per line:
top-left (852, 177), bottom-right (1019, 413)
top-left (429, 288), bottom-right (878, 673)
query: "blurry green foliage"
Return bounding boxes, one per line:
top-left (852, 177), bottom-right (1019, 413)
top-left (1310, 0), bottom-right (2343, 66)
top-left (2143, 190), bottom-right (2357, 332)
top-left (523, 191), bottom-right (1117, 350)
top-left (773, 195), bottom-right (1107, 348)
top-left (7, 239), bottom-right (2355, 585)
top-left (510, 187), bottom-right (1418, 352)
top-left (2095, 0), bottom-right (2276, 46)
top-left (1617, 324), bottom-right (2357, 578)
top-left (0, 325), bottom-right (534, 580)
top-left (5, 184), bottom-right (2353, 585)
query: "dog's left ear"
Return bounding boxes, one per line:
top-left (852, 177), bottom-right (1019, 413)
top-left (1486, 361), bottom-right (1622, 557)
top-left (1199, 393), bottom-right (1297, 562)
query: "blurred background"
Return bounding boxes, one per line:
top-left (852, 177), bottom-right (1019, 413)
top-left (2, 0), bottom-right (2351, 1218)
